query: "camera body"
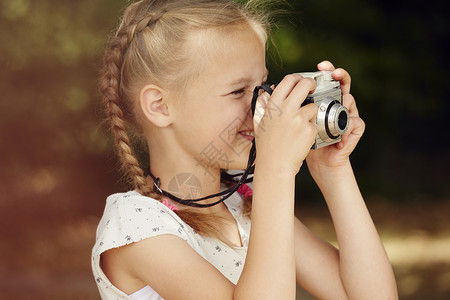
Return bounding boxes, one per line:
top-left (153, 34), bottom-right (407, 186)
top-left (298, 71), bottom-right (350, 149)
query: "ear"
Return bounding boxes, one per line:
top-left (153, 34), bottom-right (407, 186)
top-left (139, 84), bottom-right (173, 128)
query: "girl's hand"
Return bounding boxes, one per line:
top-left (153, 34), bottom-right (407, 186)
top-left (253, 74), bottom-right (319, 176)
top-left (306, 61), bottom-right (366, 172)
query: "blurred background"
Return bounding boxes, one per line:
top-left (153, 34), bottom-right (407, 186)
top-left (0, 0), bottom-right (448, 299)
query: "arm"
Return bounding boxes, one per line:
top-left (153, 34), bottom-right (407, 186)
top-left (295, 61), bottom-right (398, 299)
top-left (309, 161), bottom-right (397, 300)
top-left (235, 166), bottom-right (297, 299)
top-left (293, 163), bottom-right (397, 299)
top-left (293, 217), bottom-right (348, 299)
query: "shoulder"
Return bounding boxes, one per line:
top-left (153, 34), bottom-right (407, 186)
top-left (92, 191), bottom-right (201, 298)
top-left (104, 191), bottom-right (175, 225)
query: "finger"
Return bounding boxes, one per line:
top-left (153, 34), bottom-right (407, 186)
top-left (253, 98), bottom-right (265, 128)
top-left (350, 116), bottom-right (366, 136)
top-left (317, 61), bottom-right (335, 72)
top-left (299, 102), bottom-right (319, 122)
top-left (335, 141), bottom-right (345, 149)
top-left (270, 74), bottom-right (304, 106)
top-left (341, 116), bottom-right (365, 144)
top-left (342, 94), bottom-right (359, 117)
top-left (333, 68), bottom-right (352, 94)
top-left (258, 90), bottom-right (270, 109)
top-left (339, 124), bottom-right (352, 149)
top-left (285, 77), bottom-right (317, 110)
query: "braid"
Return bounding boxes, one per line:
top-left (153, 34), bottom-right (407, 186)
top-left (128, 10), bottom-right (166, 42)
top-left (100, 10), bottom-right (159, 198)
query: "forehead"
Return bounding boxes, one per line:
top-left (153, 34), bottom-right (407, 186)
top-left (201, 25), bottom-right (264, 61)
top-left (185, 24), bottom-right (267, 86)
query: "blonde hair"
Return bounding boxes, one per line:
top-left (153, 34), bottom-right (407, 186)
top-left (99, 0), bottom-right (271, 239)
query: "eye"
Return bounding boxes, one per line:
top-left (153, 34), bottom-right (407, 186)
top-left (231, 88), bottom-right (245, 95)
top-left (227, 87), bottom-right (248, 99)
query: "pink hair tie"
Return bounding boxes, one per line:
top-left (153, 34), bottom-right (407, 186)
top-left (162, 198), bottom-right (179, 212)
top-left (237, 183), bottom-right (253, 198)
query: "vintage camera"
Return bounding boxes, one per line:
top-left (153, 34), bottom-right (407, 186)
top-left (299, 71), bottom-right (350, 149)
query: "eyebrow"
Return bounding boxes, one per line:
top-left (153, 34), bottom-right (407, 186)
top-left (228, 69), bottom-right (269, 86)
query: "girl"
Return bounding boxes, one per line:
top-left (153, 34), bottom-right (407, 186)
top-left (92, 0), bottom-right (398, 299)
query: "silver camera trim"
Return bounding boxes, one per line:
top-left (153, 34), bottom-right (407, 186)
top-left (298, 71), bottom-right (350, 149)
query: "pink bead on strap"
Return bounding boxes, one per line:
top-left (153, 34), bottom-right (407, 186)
top-left (162, 198), bottom-right (179, 212)
top-left (237, 183), bottom-right (253, 198)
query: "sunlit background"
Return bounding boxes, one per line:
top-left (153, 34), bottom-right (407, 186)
top-left (1, 0), bottom-right (449, 299)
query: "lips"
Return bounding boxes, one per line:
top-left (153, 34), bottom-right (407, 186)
top-left (239, 130), bottom-right (255, 141)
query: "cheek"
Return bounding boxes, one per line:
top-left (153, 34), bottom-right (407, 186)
top-left (194, 117), bottom-right (250, 170)
top-left (176, 98), bottom-right (249, 148)
top-left (175, 103), bottom-right (224, 143)
top-left (215, 103), bottom-right (248, 133)
top-left (210, 105), bottom-right (251, 159)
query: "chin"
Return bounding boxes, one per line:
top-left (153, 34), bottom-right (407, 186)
top-left (225, 163), bottom-right (247, 171)
top-left (226, 150), bottom-right (252, 170)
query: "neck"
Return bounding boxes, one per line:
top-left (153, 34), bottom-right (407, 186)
top-left (147, 142), bottom-right (228, 212)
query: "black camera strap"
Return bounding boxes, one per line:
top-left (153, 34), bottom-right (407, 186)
top-left (147, 84), bottom-right (274, 208)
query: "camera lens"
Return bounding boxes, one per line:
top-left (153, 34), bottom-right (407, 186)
top-left (325, 103), bottom-right (349, 138)
top-left (317, 97), bottom-right (349, 144)
top-left (338, 111), bottom-right (348, 131)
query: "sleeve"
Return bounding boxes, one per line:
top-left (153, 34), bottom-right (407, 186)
top-left (93, 192), bottom-right (190, 257)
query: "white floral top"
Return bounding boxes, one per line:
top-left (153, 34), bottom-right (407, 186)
top-left (91, 190), bottom-right (251, 299)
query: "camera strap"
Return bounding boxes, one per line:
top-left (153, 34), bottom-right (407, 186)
top-left (147, 84), bottom-right (273, 208)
